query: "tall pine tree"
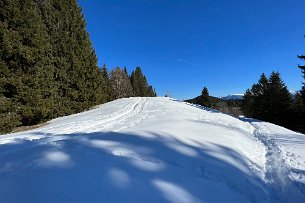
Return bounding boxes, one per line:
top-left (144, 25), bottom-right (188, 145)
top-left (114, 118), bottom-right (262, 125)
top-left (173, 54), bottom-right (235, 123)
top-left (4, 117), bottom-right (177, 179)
top-left (298, 37), bottom-right (305, 105)
top-left (241, 89), bottom-right (254, 117)
top-left (37, 0), bottom-right (108, 114)
top-left (199, 87), bottom-right (211, 108)
top-left (0, 0), bottom-right (111, 133)
top-left (130, 67), bottom-right (156, 97)
top-left (241, 72), bottom-right (292, 126)
top-left (0, 0), bottom-right (53, 128)
top-left (100, 64), bottom-right (112, 102)
top-left (264, 72), bottom-right (292, 125)
top-left (252, 73), bottom-right (269, 119)
top-left (110, 67), bottom-right (134, 99)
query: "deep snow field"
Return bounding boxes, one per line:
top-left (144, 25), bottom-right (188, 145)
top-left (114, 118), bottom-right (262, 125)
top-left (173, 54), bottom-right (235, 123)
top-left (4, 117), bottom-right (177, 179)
top-left (0, 97), bottom-right (305, 203)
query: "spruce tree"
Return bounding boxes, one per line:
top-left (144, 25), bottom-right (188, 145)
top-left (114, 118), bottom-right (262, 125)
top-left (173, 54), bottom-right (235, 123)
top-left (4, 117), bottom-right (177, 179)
top-left (130, 67), bottom-right (146, 96)
top-left (289, 93), bottom-right (305, 132)
top-left (252, 73), bottom-right (268, 119)
top-left (199, 87), bottom-right (211, 108)
top-left (241, 89), bottom-right (254, 117)
top-left (298, 38), bottom-right (305, 105)
top-left (123, 67), bottom-right (128, 77)
top-left (39, 0), bottom-right (109, 113)
top-left (110, 67), bottom-right (134, 99)
top-left (0, 0), bottom-right (111, 133)
top-left (101, 64), bottom-right (112, 102)
top-left (241, 72), bottom-right (292, 126)
top-left (0, 0), bottom-right (53, 129)
top-left (130, 66), bottom-right (156, 97)
top-left (241, 73), bottom-right (268, 119)
top-left (257, 72), bottom-right (292, 125)
top-left (297, 36), bottom-right (305, 132)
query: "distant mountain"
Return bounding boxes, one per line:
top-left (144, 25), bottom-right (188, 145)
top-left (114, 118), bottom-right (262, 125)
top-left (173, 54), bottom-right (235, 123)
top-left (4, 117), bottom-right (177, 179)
top-left (290, 91), bottom-right (297, 100)
top-left (220, 94), bottom-right (244, 101)
top-left (220, 91), bottom-right (297, 101)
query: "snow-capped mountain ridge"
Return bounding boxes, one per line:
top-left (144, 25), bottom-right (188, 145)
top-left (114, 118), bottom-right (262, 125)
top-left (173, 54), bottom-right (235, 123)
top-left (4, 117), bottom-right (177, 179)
top-left (220, 90), bottom-right (298, 101)
top-left (220, 93), bottom-right (244, 100)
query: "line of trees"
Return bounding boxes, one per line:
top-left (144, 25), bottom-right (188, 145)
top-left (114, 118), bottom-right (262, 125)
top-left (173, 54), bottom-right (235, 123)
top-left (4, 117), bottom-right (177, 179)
top-left (0, 0), bottom-right (156, 133)
top-left (241, 41), bottom-right (305, 133)
top-left (107, 66), bottom-right (156, 100)
top-left (190, 86), bottom-right (243, 116)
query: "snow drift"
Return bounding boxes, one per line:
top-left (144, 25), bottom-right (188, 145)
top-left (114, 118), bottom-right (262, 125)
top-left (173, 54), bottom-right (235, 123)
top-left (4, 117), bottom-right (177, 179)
top-left (0, 97), bottom-right (304, 203)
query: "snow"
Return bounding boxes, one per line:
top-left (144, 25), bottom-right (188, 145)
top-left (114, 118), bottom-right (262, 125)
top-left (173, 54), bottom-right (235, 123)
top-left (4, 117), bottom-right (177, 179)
top-left (0, 97), bottom-right (305, 203)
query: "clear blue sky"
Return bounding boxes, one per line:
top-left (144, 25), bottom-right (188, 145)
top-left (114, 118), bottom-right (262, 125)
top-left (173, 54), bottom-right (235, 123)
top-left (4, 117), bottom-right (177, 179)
top-left (79, 0), bottom-right (305, 99)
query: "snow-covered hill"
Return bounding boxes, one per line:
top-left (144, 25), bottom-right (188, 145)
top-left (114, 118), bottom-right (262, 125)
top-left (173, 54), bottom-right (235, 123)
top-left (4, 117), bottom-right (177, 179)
top-left (0, 97), bottom-right (305, 203)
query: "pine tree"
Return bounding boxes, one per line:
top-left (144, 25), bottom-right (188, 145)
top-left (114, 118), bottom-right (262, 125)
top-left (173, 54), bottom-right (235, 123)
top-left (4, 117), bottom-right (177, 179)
top-left (110, 67), bottom-right (134, 99)
top-left (296, 36), bottom-right (305, 132)
top-left (0, 0), bottom-right (53, 129)
top-left (262, 72), bottom-right (292, 125)
top-left (130, 66), bottom-right (156, 97)
top-left (241, 89), bottom-right (254, 117)
top-left (130, 67), bottom-right (146, 96)
top-left (298, 37), bottom-right (305, 105)
top-left (252, 73), bottom-right (268, 119)
top-left (100, 64), bottom-right (112, 102)
top-left (289, 93), bottom-right (305, 132)
top-left (38, 0), bottom-right (108, 113)
top-left (241, 73), bottom-right (268, 119)
top-left (199, 87), bottom-right (211, 108)
top-left (241, 72), bottom-right (292, 126)
top-left (123, 67), bottom-right (128, 77)
top-left (0, 0), bottom-right (111, 133)
top-left (147, 86), bottom-right (157, 97)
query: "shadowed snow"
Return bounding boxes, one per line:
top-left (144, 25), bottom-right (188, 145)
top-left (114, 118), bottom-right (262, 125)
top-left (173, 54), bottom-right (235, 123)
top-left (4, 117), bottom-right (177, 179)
top-left (0, 97), bottom-right (304, 203)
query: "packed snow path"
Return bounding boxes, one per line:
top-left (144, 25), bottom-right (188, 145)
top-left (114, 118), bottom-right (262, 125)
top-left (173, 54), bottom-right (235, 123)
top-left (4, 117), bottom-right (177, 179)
top-left (0, 97), bottom-right (305, 203)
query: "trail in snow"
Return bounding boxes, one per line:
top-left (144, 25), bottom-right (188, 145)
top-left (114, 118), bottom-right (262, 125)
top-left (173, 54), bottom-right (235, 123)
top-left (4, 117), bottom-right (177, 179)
top-left (0, 98), bottom-right (149, 144)
top-left (249, 121), bottom-right (305, 202)
top-left (0, 97), bottom-right (305, 203)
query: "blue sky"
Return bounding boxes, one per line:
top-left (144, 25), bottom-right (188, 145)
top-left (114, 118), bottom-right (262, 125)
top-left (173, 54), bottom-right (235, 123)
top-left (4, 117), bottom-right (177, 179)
top-left (79, 0), bottom-right (305, 99)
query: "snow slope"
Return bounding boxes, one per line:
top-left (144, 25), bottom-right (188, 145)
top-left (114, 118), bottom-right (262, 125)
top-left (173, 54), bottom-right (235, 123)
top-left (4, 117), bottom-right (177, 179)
top-left (0, 97), bottom-right (305, 203)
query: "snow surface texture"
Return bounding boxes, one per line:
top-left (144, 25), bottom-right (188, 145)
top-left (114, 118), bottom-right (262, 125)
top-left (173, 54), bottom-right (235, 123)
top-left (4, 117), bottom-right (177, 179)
top-left (0, 97), bottom-right (305, 203)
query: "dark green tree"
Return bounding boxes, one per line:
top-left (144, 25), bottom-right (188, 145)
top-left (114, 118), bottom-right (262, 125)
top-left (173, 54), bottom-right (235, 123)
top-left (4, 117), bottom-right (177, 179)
top-left (296, 36), bottom-right (305, 132)
top-left (0, 0), bottom-right (53, 130)
top-left (38, 0), bottom-right (108, 113)
top-left (289, 93), bottom-right (305, 132)
top-left (199, 87), bottom-right (211, 108)
top-left (241, 89), bottom-right (254, 117)
top-left (147, 86), bottom-right (157, 97)
top-left (242, 72), bottom-right (292, 126)
top-left (110, 67), bottom-right (134, 99)
top-left (263, 72), bottom-right (292, 125)
top-left (0, 0), bottom-right (111, 133)
top-left (130, 67), bottom-right (156, 97)
top-left (123, 67), bottom-right (128, 77)
top-left (252, 73), bottom-right (269, 119)
top-left (298, 39), bottom-right (305, 105)
top-left (100, 64), bottom-right (112, 102)
top-left (241, 73), bottom-right (268, 119)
